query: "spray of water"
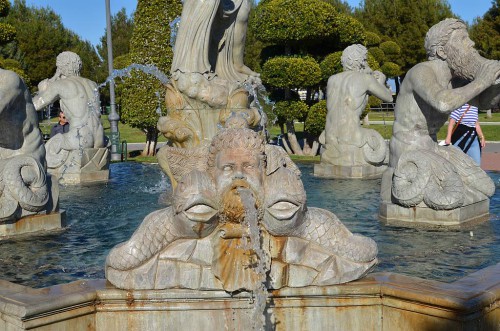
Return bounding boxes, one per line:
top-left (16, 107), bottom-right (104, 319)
top-left (237, 187), bottom-right (269, 331)
top-left (97, 63), bottom-right (170, 90)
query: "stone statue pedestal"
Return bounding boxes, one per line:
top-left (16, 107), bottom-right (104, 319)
top-left (0, 210), bottom-right (66, 238)
top-left (48, 147), bottom-right (110, 184)
top-left (379, 199), bottom-right (490, 229)
top-left (314, 163), bottom-right (387, 179)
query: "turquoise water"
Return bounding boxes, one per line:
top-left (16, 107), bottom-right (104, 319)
top-left (0, 162), bottom-right (498, 288)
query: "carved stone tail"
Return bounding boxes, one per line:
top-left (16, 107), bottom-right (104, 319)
top-left (300, 208), bottom-right (377, 263)
top-left (106, 208), bottom-right (177, 271)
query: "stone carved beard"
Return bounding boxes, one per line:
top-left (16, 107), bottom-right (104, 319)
top-left (359, 62), bottom-right (373, 74)
top-left (348, 60), bottom-right (372, 74)
top-left (213, 178), bottom-right (264, 292)
top-left (446, 44), bottom-right (483, 81)
top-left (219, 179), bottom-right (262, 224)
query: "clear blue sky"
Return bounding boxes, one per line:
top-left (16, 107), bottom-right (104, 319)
top-left (19, 0), bottom-right (494, 47)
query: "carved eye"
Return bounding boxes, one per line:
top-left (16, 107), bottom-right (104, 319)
top-left (183, 204), bottom-right (217, 222)
top-left (267, 201), bottom-right (300, 220)
top-left (223, 165), bottom-right (232, 172)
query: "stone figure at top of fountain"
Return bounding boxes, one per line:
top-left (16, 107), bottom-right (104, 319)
top-left (157, 0), bottom-right (264, 188)
top-left (0, 68), bottom-right (62, 234)
top-left (314, 44), bottom-right (393, 179)
top-left (379, 18), bottom-right (497, 227)
top-left (32, 51), bottom-right (109, 184)
top-left (171, 0), bottom-right (260, 84)
top-left (106, 126), bottom-right (377, 291)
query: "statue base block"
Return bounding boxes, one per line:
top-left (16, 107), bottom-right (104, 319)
top-left (48, 147), bottom-right (111, 184)
top-left (0, 211), bottom-right (66, 238)
top-left (51, 169), bottom-right (110, 185)
top-left (378, 199), bottom-right (490, 229)
top-left (314, 163), bottom-right (386, 179)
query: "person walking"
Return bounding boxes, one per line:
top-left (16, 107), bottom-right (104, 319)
top-left (445, 103), bottom-right (485, 165)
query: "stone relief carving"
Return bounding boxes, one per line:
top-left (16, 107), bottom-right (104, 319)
top-left (32, 52), bottom-right (109, 183)
top-left (106, 127), bottom-right (377, 291)
top-left (315, 44), bottom-right (392, 179)
top-left (157, 0), bottom-right (264, 186)
top-left (380, 19), bottom-right (497, 225)
top-left (0, 69), bottom-right (58, 221)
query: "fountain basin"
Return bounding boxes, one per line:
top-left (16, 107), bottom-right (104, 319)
top-left (0, 162), bottom-right (497, 287)
top-left (0, 162), bottom-right (497, 330)
top-left (0, 264), bottom-right (497, 330)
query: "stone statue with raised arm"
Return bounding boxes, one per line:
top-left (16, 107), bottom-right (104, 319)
top-left (33, 51), bottom-right (109, 184)
top-left (379, 19), bottom-right (498, 227)
top-left (315, 44), bottom-right (393, 179)
top-left (0, 68), bottom-right (63, 236)
top-left (157, 0), bottom-right (266, 189)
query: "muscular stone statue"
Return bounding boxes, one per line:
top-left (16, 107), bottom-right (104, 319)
top-left (380, 19), bottom-right (497, 227)
top-left (0, 69), bottom-right (61, 234)
top-left (315, 44), bottom-right (393, 178)
top-left (106, 126), bottom-right (377, 291)
top-left (33, 52), bottom-right (109, 184)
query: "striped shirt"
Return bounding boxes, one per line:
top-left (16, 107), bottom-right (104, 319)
top-left (450, 104), bottom-right (478, 128)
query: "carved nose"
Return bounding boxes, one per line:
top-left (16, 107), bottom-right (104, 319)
top-left (233, 171), bottom-right (245, 179)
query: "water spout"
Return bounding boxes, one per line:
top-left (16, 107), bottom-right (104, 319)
top-left (97, 63), bottom-right (170, 90)
top-left (237, 187), bottom-right (269, 331)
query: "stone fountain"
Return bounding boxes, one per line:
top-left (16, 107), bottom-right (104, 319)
top-left (156, 0), bottom-right (263, 188)
top-left (106, 127), bottom-right (378, 290)
top-left (315, 44), bottom-right (393, 179)
top-left (107, 1), bottom-right (376, 327)
top-left (379, 19), bottom-right (497, 228)
top-left (0, 68), bottom-right (64, 237)
top-left (0, 11), bottom-right (497, 331)
top-left (33, 51), bottom-right (110, 184)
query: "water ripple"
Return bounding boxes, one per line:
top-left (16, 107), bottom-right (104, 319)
top-left (0, 163), bottom-right (497, 288)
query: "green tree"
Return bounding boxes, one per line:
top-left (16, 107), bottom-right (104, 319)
top-left (0, 0), bottom-right (15, 44)
top-left (96, 8), bottom-right (135, 105)
top-left (470, 0), bottom-right (500, 60)
top-left (244, 0), bottom-right (266, 73)
top-left (0, 0), bottom-right (27, 80)
top-left (305, 100), bottom-right (327, 138)
top-left (354, 0), bottom-right (453, 92)
top-left (120, 0), bottom-right (182, 156)
top-left (321, 0), bottom-right (352, 15)
top-left (0, 0), bottom-right (101, 88)
top-left (252, 0), bottom-right (365, 155)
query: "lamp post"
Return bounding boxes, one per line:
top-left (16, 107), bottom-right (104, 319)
top-left (105, 0), bottom-right (121, 161)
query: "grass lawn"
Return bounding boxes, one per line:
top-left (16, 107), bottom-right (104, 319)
top-left (368, 110), bottom-right (500, 122)
top-left (39, 114), bottom-right (166, 143)
top-left (38, 110), bottom-right (500, 163)
top-left (368, 124), bottom-right (500, 141)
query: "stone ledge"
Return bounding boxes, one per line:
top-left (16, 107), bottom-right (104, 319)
top-left (0, 264), bottom-right (497, 330)
top-left (379, 199), bottom-right (490, 229)
top-left (0, 211), bottom-right (66, 238)
top-left (50, 170), bottom-right (110, 184)
top-left (314, 163), bottom-right (386, 179)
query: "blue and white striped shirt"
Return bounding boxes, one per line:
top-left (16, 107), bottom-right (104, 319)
top-left (450, 104), bottom-right (478, 128)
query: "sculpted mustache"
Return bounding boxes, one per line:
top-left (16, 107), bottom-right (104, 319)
top-left (229, 179), bottom-right (250, 190)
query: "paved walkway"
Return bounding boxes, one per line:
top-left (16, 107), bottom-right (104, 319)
top-left (482, 142), bottom-right (500, 171)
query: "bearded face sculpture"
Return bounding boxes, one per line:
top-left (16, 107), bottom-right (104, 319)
top-left (106, 128), bottom-right (378, 291)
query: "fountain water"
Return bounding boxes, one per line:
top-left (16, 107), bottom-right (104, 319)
top-left (238, 187), bottom-right (269, 330)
